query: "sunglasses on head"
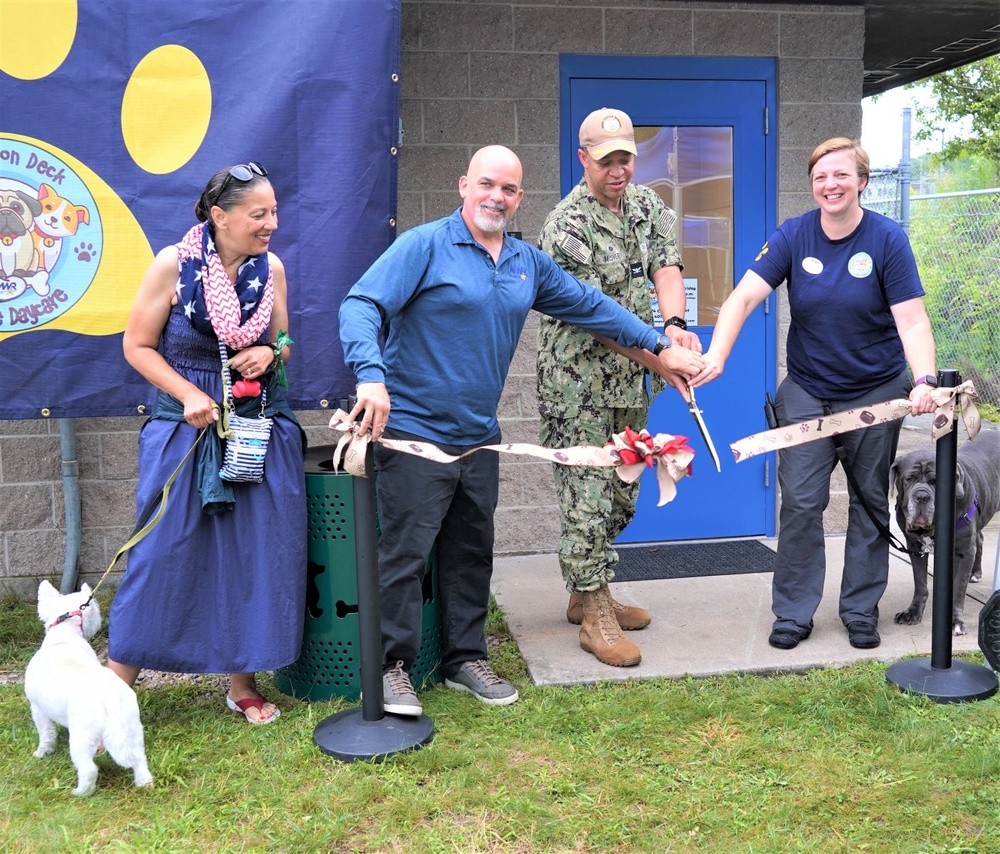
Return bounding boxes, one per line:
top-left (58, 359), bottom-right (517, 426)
top-left (214, 161), bottom-right (268, 205)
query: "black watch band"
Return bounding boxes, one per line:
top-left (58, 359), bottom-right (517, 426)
top-left (915, 374), bottom-right (938, 388)
top-left (652, 333), bottom-right (671, 356)
top-left (664, 315), bottom-right (688, 331)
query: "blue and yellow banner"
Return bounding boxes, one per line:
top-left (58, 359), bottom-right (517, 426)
top-left (0, 0), bottom-right (399, 417)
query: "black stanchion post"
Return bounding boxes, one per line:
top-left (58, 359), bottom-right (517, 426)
top-left (313, 433), bottom-right (434, 761)
top-left (929, 379), bottom-right (958, 673)
top-left (886, 369), bottom-right (998, 702)
top-left (354, 442), bottom-right (391, 721)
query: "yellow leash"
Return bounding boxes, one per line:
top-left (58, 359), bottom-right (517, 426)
top-left (84, 423), bottom-right (214, 605)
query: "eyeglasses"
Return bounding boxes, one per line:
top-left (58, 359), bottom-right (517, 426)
top-left (214, 161), bottom-right (268, 205)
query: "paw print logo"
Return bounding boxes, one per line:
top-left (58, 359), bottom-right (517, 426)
top-left (74, 243), bottom-right (94, 263)
top-left (754, 242), bottom-right (769, 262)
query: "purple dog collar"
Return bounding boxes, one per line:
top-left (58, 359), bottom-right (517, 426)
top-left (956, 491), bottom-right (980, 531)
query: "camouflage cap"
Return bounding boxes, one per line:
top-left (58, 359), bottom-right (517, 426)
top-left (579, 108), bottom-right (636, 159)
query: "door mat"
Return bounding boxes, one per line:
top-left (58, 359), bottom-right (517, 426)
top-left (612, 539), bottom-right (775, 582)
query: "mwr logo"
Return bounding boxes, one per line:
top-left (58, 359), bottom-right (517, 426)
top-left (0, 137), bottom-right (100, 331)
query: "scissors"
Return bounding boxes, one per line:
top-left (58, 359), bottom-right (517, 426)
top-left (687, 383), bottom-right (722, 472)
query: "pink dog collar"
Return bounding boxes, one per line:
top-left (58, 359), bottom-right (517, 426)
top-left (47, 609), bottom-right (83, 630)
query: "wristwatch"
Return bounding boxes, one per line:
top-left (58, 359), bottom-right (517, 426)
top-left (652, 333), bottom-right (672, 355)
top-left (915, 374), bottom-right (938, 388)
top-left (664, 316), bottom-right (688, 331)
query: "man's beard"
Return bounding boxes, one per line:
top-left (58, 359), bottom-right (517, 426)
top-left (474, 203), bottom-right (507, 233)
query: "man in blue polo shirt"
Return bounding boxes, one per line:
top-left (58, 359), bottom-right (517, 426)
top-left (339, 145), bottom-right (704, 716)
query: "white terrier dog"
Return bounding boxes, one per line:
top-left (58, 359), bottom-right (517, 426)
top-left (24, 580), bottom-right (153, 797)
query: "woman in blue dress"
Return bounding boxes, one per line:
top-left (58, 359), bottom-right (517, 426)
top-left (108, 163), bottom-right (306, 724)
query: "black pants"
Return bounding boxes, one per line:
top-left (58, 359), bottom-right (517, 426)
top-left (772, 371), bottom-right (908, 630)
top-left (374, 432), bottom-right (499, 678)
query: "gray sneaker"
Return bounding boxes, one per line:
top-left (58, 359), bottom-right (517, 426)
top-left (444, 659), bottom-right (519, 706)
top-left (382, 661), bottom-right (422, 716)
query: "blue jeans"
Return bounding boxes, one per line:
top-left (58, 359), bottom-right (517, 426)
top-left (772, 371), bottom-right (910, 631)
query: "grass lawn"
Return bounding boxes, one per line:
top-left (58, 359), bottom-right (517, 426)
top-left (3, 590), bottom-right (1000, 853)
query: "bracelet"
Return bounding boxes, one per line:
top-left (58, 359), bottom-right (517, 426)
top-left (664, 315), bottom-right (688, 331)
top-left (260, 344), bottom-right (279, 373)
top-left (269, 345), bottom-right (283, 378)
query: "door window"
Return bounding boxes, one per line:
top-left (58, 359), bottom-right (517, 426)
top-left (634, 126), bottom-right (734, 326)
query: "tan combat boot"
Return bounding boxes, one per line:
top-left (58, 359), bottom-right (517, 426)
top-left (578, 586), bottom-right (642, 667)
top-left (567, 590), bottom-right (651, 630)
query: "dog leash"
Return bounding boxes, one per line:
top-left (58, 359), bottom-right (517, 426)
top-left (825, 413), bottom-right (912, 557)
top-left (81, 423), bottom-right (215, 609)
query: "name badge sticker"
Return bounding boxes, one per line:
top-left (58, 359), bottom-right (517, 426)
top-left (802, 256), bottom-right (823, 275)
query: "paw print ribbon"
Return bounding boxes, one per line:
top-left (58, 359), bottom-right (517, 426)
top-left (328, 411), bottom-right (695, 506)
top-left (729, 381), bottom-right (981, 463)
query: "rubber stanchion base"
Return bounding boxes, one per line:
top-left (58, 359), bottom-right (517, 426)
top-left (886, 657), bottom-right (998, 703)
top-left (313, 708), bottom-right (434, 762)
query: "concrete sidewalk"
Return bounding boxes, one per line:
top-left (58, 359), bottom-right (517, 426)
top-left (491, 531), bottom-right (999, 688)
top-left (492, 414), bottom-right (1000, 687)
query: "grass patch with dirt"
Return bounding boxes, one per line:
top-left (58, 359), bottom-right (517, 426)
top-left (4, 590), bottom-right (1000, 853)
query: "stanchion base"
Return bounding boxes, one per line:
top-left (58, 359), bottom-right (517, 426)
top-left (313, 708), bottom-right (434, 762)
top-left (886, 657), bottom-right (998, 703)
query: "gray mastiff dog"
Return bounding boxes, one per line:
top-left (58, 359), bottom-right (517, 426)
top-left (891, 429), bottom-right (1000, 636)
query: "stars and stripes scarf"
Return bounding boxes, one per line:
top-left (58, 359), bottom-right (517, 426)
top-left (176, 222), bottom-right (274, 350)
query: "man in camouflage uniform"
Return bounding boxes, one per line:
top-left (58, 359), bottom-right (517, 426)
top-left (538, 107), bottom-right (702, 667)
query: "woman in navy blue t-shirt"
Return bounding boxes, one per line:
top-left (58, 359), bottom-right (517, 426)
top-left (692, 138), bottom-right (937, 652)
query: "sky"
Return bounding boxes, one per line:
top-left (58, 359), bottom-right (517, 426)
top-left (861, 85), bottom-right (933, 168)
top-left (861, 83), bottom-right (971, 169)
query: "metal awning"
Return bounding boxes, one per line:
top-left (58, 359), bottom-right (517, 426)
top-left (863, 0), bottom-right (1000, 95)
top-left (675, 0), bottom-right (1000, 95)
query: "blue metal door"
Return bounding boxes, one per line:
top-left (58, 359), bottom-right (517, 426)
top-left (561, 57), bottom-right (777, 541)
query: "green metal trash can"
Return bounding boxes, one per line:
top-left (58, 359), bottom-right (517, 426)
top-left (274, 445), bottom-right (442, 701)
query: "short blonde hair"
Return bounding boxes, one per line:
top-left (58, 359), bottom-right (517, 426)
top-left (807, 137), bottom-right (870, 185)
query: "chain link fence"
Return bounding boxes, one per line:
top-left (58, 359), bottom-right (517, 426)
top-left (867, 170), bottom-right (1000, 416)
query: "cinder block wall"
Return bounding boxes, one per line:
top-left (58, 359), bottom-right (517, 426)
top-left (397, 0), bottom-right (864, 553)
top-left (0, 414), bottom-right (335, 596)
top-left (0, 1), bottom-right (864, 593)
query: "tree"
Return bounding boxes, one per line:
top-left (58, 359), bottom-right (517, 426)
top-left (910, 56), bottom-right (1000, 167)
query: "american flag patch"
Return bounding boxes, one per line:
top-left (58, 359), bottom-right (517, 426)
top-left (557, 233), bottom-right (592, 265)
